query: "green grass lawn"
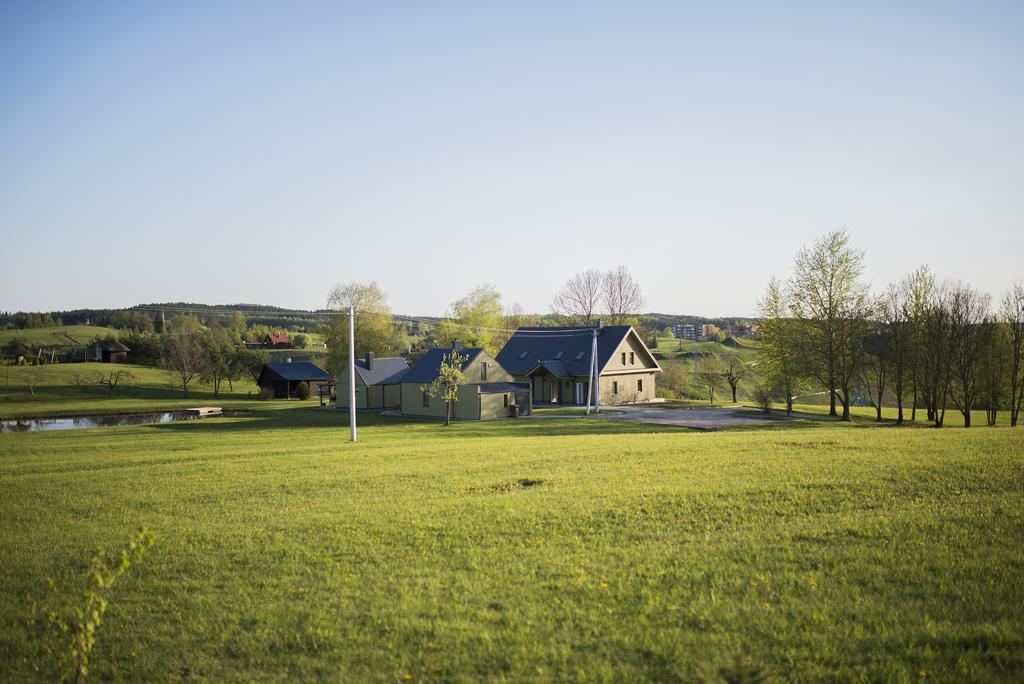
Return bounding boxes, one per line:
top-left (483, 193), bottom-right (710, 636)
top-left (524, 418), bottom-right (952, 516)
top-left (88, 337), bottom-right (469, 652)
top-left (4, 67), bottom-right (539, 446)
top-left (1, 399), bottom-right (1021, 681)
top-left (0, 363), bottom-right (270, 419)
top-left (0, 325), bottom-right (121, 348)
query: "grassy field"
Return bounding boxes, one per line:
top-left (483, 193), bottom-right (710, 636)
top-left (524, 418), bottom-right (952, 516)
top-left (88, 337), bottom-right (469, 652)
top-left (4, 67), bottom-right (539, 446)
top-left (0, 363), bottom-right (266, 419)
top-left (0, 325), bottom-right (122, 349)
top-left (1, 394), bottom-right (1022, 681)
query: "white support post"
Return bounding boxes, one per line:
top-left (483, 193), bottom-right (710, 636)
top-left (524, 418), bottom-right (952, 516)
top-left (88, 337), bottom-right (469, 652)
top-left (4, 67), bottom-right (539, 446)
top-left (348, 304), bottom-right (357, 442)
top-left (586, 327), bottom-right (598, 415)
top-left (592, 329), bottom-right (600, 414)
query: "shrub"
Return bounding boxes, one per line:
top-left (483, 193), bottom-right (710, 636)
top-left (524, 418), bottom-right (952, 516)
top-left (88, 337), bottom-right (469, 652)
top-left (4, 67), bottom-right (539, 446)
top-left (752, 384), bottom-right (774, 414)
top-left (295, 381), bottom-right (310, 400)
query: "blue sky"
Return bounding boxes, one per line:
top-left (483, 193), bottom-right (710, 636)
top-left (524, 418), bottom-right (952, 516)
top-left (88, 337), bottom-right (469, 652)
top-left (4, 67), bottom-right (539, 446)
top-left (1, 1), bottom-right (1021, 316)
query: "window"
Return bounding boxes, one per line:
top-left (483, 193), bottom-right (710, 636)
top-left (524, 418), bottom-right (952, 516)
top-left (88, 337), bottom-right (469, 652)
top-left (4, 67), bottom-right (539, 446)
top-left (621, 352), bottom-right (626, 365)
top-left (575, 351), bottom-right (586, 361)
top-left (637, 378), bottom-right (643, 392)
top-left (613, 381), bottom-right (618, 394)
top-left (554, 351), bottom-right (564, 360)
top-left (630, 352), bottom-right (635, 365)
top-left (503, 394), bottom-right (509, 407)
top-left (422, 391), bottom-right (430, 407)
top-left (518, 350), bottom-right (529, 360)
top-left (481, 362), bottom-right (488, 380)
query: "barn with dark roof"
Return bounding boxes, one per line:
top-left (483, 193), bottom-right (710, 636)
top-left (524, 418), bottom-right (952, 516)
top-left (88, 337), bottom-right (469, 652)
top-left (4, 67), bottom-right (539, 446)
top-left (495, 323), bottom-right (661, 405)
top-left (256, 361), bottom-right (330, 399)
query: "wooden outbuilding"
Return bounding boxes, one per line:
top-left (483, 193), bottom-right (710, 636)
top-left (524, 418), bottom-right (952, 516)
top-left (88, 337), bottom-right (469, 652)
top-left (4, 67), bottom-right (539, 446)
top-left (256, 362), bottom-right (330, 399)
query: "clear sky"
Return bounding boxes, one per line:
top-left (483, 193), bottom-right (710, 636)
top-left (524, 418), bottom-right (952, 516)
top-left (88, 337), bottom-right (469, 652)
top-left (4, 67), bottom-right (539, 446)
top-left (1, 1), bottom-right (1021, 317)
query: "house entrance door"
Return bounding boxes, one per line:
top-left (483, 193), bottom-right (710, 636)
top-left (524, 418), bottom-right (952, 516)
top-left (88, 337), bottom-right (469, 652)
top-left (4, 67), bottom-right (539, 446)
top-left (549, 381), bottom-right (559, 403)
top-left (574, 382), bottom-right (584, 404)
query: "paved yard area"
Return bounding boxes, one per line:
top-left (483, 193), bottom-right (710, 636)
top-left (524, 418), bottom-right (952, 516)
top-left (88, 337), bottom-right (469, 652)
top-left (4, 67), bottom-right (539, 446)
top-left (598, 405), bottom-right (823, 429)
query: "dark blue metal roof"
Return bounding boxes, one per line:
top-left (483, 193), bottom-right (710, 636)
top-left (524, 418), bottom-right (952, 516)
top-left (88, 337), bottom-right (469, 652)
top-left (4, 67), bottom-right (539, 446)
top-left (401, 348), bottom-right (484, 384)
top-left (495, 326), bottom-right (634, 376)
top-left (352, 357), bottom-right (409, 385)
top-left (260, 362), bottom-right (330, 382)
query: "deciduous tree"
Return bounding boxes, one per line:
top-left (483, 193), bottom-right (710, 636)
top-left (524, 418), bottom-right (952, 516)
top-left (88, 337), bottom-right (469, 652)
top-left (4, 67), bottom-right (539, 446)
top-left (325, 282), bottom-right (397, 376)
top-left (424, 349), bottom-right (468, 426)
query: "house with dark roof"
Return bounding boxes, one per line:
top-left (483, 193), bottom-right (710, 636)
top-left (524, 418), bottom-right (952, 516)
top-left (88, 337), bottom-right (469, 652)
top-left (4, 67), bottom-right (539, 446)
top-left (399, 345), bottom-right (530, 420)
top-left (87, 338), bottom-right (130, 363)
top-left (256, 361), bottom-right (330, 399)
top-left (495, 323), bottom-right (661, 405)
top-left (336, 352), bottom-right (409, 410)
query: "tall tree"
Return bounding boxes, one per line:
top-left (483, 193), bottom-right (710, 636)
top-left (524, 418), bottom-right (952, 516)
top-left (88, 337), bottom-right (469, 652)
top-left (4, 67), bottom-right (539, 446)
top-left (325, 282), bottom-right (397, 376)
top-left (978, 316), bottom-right (1008, 426)
top-left (1003, 283), bottom-right (1024, 427)
top-left (947, 284), bottom-right (992, 427)
top-left (435, 285), bottom-right (505, 355)
top-left (862, 299), bottom-right (890, 422)
top-left (902, 266), bottom-right (935, 422)
top-left (603, 266), bottom-right (644, 326)
top-left (919, 285), bottom-right (954, 427)
top-left (162, 331), bottom-right (204, 398)
top-left (551, 270), bottom-right (605, 324)
top-left (788, 229), bottom-right (871, 420)
top-left (697, 354), bottom-right (727, 404)
top-left (757, 277), bottom-right (804, 415)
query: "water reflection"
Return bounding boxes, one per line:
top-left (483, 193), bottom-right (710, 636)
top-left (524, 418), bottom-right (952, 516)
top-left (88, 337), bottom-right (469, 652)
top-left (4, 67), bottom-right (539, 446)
top-left (1, 411), bottom-right (240, 433)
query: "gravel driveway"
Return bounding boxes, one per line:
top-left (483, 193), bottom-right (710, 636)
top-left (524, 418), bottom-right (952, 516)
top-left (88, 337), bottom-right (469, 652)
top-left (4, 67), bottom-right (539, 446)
top-left (597, 405), bottom-right (814, 429)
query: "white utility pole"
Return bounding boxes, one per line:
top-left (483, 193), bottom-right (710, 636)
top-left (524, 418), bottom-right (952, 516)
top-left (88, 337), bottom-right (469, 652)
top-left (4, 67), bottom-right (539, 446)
top-left (348, 304), bottom-right (357, 442)
top-left (586, 327), bottom-right (599, 415)
top-left (593, 328), bottom-right (600, 414)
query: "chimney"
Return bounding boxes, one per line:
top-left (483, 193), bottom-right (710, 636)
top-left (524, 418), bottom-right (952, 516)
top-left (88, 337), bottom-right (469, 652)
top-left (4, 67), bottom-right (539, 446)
top-left (595, 320), bottom-right (605, 330)
top-left (452, 339), bottom-right (461, 351)
top-left (365, 351), bottom-right (374, 371)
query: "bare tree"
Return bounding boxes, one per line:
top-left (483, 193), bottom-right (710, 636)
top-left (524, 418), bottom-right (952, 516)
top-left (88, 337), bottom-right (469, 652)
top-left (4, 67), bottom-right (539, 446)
top-left (1003, 283), bottom-right (1024, 427)
top-left (788, 229), bottom-right (871, 420)
top-left (551, 270), bottom-right (605, 324)
top-left (95, 370), bottom-right (136, 398)
top-left (919, 285), bottom-right (954, 427)
top-left (603, 266), bottom-right (644, 326)
top-left (724, 360), bottom-right (745, 403)
top-left (947, 284), bottom-right (991, 427)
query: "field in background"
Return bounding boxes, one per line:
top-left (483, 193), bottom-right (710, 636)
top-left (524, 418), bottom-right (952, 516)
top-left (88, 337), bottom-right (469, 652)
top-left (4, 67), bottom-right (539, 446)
top-left (0, 363), bottom-right (265, 419)
top-left (0, 324), bottom-right (121, 348)
top-left (1, 404), bottom-right (1021, 681)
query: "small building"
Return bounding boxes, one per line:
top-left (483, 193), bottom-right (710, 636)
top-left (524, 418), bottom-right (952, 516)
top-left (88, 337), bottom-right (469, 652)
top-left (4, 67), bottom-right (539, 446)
top-left (86, 339), bottom-right (130, 363)
top-left (256, 362), bottom-right (330, 399)
top-left (495, 323), bottom-right (661, 405)
top-left (265, 332), bottom-right (292, 349)
top-left (336, 352), bottom-right (410, 410)
top-left (399, 346), bottom-right (530, 420)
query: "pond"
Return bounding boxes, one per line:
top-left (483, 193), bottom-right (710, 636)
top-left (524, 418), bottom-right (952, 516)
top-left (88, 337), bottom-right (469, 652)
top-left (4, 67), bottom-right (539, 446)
top-left (0, 410), bottom-right (243, 433)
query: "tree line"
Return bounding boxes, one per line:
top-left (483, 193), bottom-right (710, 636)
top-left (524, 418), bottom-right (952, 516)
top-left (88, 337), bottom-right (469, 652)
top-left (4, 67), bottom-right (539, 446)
top-left (758, 230), bottom-right (1023, 426)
